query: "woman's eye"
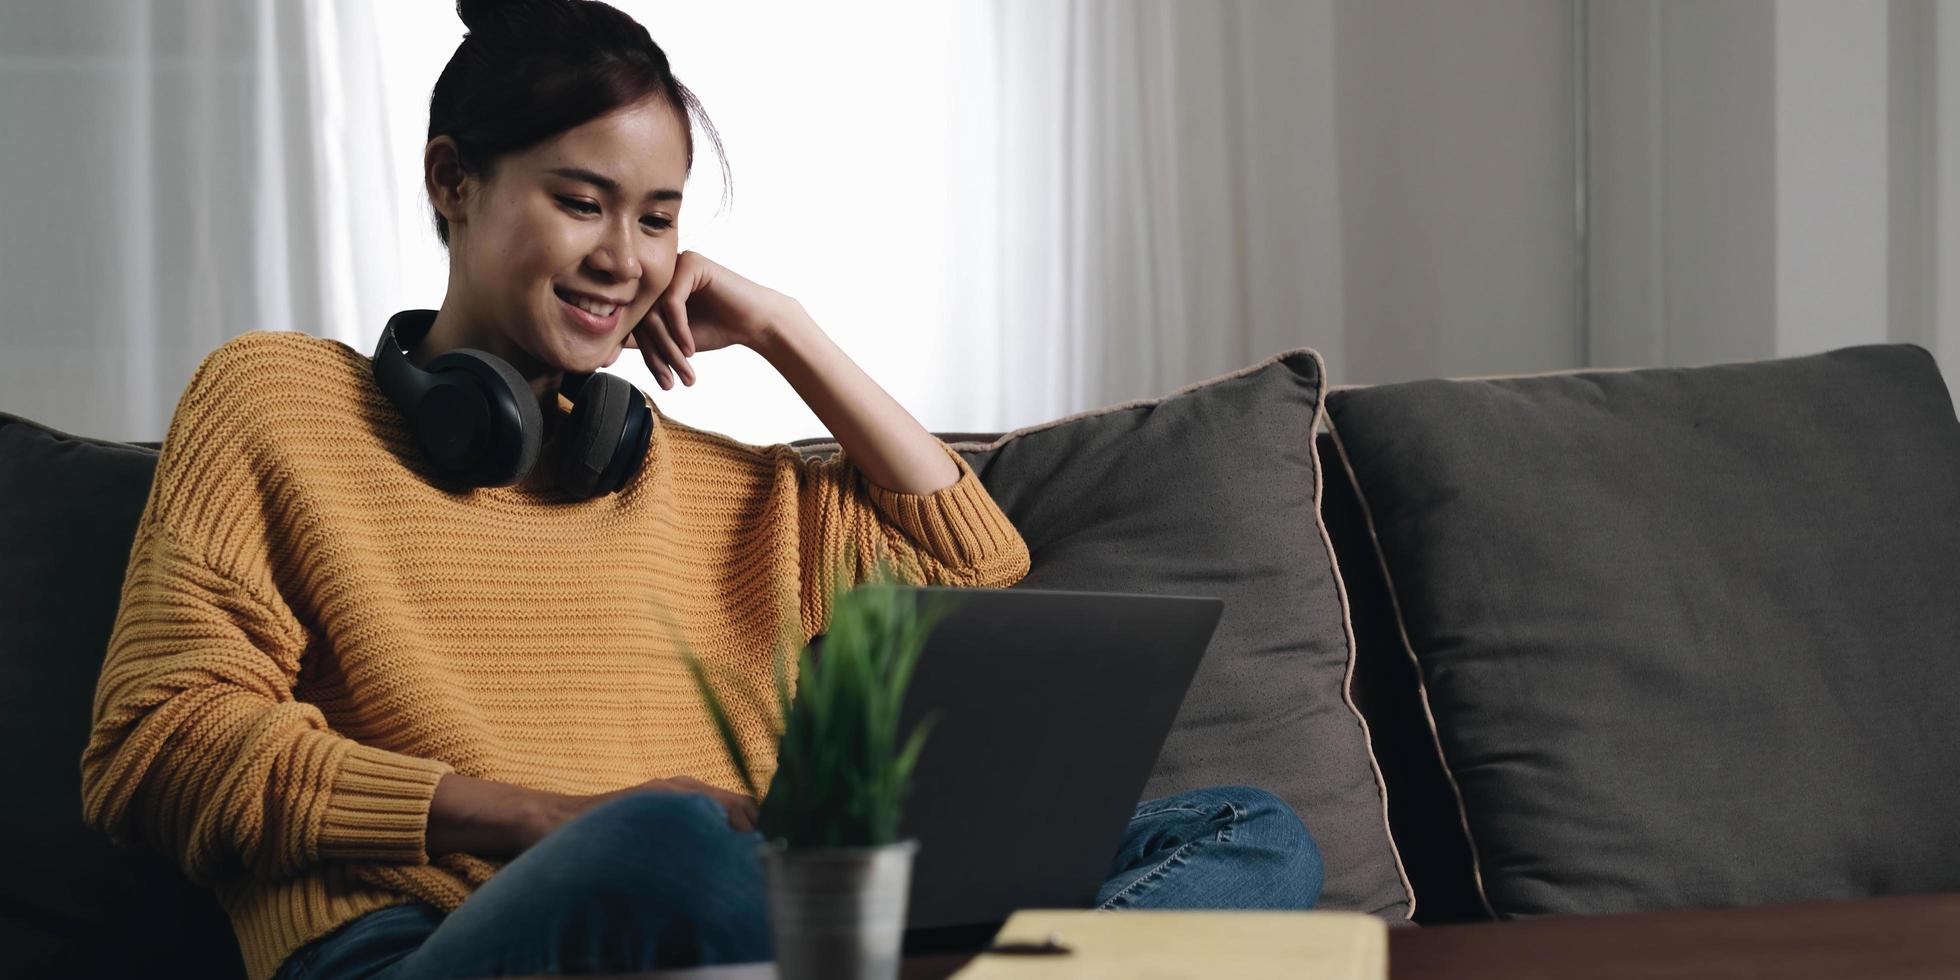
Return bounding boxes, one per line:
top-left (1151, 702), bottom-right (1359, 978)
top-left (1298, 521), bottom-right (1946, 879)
top-left (557, 195), bottom-right (669, 231)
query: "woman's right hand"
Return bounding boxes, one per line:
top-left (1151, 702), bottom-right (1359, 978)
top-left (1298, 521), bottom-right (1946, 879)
top-left (578, 775), bottom-right (761, 833)
top-left (432, 772), bottom-right (762, 861)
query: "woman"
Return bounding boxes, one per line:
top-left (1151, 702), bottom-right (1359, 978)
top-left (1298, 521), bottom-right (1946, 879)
top-left (78, 2), bottom-right (1323, 978)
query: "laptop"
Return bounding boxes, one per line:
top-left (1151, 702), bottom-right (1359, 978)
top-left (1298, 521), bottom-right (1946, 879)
top-left (812, 584), bottom-right (1225, 950)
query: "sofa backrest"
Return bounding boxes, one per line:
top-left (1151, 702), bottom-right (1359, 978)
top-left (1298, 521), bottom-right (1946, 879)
top-left (24, 338), bottom-right (1951, 973)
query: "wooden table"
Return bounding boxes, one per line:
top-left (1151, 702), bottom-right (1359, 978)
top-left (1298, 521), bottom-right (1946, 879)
top-left (560, 955), bottom-right (973, 979)
top-left (583, 891), bottom-right (1960, 979)
top-left (1391, 892), bottom-right (1960, 979)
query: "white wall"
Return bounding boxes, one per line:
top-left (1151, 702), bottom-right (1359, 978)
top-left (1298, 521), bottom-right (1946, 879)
top-left (1776, 0), bottom-right (1890, 355)
top-left (1590, 0), bottom-right (1959, 408)
top-left (1934, 0), bottom-right (1960, 396)
top-left (1589, 0), bottom-right (1777, 369)
top-left (932, 0), bottom-right (1581, 424)
top-left (1331, 0), bottom-right (1581, 385)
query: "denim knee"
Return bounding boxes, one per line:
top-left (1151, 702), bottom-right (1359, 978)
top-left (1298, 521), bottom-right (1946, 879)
top-left (566, 790), bottom-right (733, 846)
top-left (1191, 784), bottom-right (1325, 907)
top-left (535, 791), bottom-right (771, 950)
top-left (553, 791), bottom-right (760, 885)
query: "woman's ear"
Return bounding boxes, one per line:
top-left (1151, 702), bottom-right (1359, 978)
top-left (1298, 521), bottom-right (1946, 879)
top-left (424, 136), bottom-right (472, 228)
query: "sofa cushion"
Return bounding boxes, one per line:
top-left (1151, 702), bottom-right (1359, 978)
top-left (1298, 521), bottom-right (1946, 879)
top-left (0, 413), bottom-right (245, 978)
top-left (796, 349), bottom-right (1412, 918)
top-left (1323, 343), bottom-right (1960, 918)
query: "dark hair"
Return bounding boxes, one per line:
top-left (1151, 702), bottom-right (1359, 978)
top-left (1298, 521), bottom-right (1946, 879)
top-left (427, 0), bottom-right (730, 247)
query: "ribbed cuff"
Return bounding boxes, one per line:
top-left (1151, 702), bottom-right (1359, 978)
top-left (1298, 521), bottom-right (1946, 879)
top-left (863, 444), bottom-right (1020, 570)
top-left (316, 741), bottom-right (454, 865)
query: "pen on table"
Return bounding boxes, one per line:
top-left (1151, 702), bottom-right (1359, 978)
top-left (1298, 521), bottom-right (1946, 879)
top-left (983, 932), bottom-right (1072, 956)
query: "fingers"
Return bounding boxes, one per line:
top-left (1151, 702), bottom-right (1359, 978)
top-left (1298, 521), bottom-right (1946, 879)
top-left (663, 292), bottom-right (696, 359)
top-left (627, 319), bottom-right (654, 367)
top-left (725, 796), bottom-right (761, 833)
top-left (648, 308), bottom-right (693, 389)
top-left (634, 313), bottom-right (685, 390)
top-left (631, 316), bottom-right (665, 389)
top-left (665, 252), bottom-right (700, 359)
top-left (702, 784), bottom-right (760, 832)
top-left (725, 797), bottom-right (759, 833)
top-left (633, 776), bottom-right (760, 832)
top-left (700, 789), bottom-right (757, 832)
top-left (641, 257), bottom-right (697, 388)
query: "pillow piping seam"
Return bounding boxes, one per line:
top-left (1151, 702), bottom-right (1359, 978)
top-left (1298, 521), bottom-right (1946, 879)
top-left (1307, 350), bottom-right (1419, 919)
top-left (1327, 411), bottom-right (1500, 921)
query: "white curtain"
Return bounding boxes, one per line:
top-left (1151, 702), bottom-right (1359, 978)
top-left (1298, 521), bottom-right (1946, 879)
top-left (2, 0), bottom-right (1580, 445)
top-left (940, 0), bottom-right (1349, 432)
top-left (0, 0), bottom-right (400, 443)
top-left (336, 0), bottom-right (1354, 445)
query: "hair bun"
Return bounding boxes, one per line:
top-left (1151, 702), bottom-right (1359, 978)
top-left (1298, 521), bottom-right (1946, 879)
top-left (457, 0), bottom-right (566, 37)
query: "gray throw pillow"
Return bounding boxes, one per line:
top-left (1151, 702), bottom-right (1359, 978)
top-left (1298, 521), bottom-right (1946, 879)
top-left (798, 350), bottom-right (1412, 918)
top-left (1324, 343), bottom-right (1960, 918)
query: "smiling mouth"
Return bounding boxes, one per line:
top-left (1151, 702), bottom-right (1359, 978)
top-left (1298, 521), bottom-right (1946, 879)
top-left (555, 287), bottom-right (621, 333)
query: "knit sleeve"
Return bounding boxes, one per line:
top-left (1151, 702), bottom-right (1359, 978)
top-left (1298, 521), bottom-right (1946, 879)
top-left (788, 441), bottom-right (1031, 634)
top-left (78, 521), bottom-right (455, 886)
top-left (78, 339), bottom-right (453, 886)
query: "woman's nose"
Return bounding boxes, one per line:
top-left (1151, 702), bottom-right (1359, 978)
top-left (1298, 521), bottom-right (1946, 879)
top-left (587, 223), bottom-right (641, 281)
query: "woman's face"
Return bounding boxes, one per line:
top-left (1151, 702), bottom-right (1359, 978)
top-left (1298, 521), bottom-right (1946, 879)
top-left (435, 96), bottom-right (691, 381)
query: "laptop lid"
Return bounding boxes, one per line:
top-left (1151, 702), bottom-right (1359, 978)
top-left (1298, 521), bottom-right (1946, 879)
top-left (836, 585), bottom-right (1224, 933)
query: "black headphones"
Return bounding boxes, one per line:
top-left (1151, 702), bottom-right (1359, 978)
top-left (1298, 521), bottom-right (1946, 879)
top-left (371, 308), bottom-right (653, 498)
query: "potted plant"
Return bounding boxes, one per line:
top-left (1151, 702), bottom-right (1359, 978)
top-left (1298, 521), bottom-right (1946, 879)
top-left (676, 543), bottom-right (961, 980)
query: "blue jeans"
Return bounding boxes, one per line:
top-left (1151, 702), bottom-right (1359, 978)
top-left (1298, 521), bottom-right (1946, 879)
top-left (273, 785), bottom-right (1322, 979)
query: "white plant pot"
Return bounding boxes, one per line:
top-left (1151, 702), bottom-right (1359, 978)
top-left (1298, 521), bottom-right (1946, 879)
top-left (760, 838), bottom-right (920, 980)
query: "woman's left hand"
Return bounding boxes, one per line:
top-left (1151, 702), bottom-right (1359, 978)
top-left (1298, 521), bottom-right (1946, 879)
top-left (622, 250), bottom-right (799, 390)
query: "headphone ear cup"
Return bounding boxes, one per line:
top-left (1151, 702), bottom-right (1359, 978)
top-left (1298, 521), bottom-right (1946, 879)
top-left (424, 348), bottom-right (544, 486)
top-left (554, 372), bottom-right (643, 499)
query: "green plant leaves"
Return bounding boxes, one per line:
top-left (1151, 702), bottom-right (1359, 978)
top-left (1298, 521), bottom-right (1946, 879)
top-left (683, 650), bottom-right (761, 802)
top-left (675, 535), bottom-right (963, 850)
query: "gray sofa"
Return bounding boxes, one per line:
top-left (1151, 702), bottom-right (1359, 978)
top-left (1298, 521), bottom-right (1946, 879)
top-left (5, 339), bottom-right (1957, 977)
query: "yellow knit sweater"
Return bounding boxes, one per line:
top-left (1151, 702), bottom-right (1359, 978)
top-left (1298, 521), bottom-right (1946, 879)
top-left (78, 330), bottom-right (1030, 980)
